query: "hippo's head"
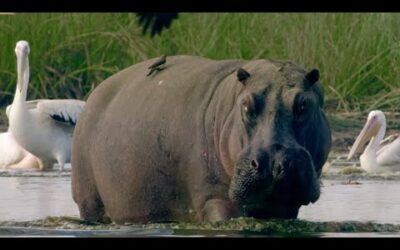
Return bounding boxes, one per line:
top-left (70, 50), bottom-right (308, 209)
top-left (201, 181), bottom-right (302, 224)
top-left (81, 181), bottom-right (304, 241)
top-left (221, 61), bottom-right (331, 219)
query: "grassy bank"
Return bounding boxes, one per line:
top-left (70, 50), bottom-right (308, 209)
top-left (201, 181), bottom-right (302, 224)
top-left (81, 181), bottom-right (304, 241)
top-left (1, 13), bottom-right (400, 111)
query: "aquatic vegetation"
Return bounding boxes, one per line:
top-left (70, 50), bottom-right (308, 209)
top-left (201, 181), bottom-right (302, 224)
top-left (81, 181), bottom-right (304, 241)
top-left (1, 216), bottom-right (399, 235)
top-left (340, 166), bottom-right (365, 175)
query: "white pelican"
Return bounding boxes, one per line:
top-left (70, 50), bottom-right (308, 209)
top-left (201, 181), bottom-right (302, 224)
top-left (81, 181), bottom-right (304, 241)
top-left (347, 110), bottom-right (400, 173)
top-left (9, 40), bottom-right (85, 172)
top-left (0, 131), bottom-right (40, 169)
top-left (0, 106), bottom-right (40, 169)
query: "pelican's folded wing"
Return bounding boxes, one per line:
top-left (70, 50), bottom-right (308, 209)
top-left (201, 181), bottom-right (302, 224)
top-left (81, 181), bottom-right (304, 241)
top-left (380, 133), bottom-right (400, 147)
top-left (377, 134), bottom-right (400, 166)
top-left (36, 99), bottom-right (86, 126)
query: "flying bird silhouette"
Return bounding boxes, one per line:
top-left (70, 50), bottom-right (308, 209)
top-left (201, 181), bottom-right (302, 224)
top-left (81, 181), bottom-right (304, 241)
top-left (136, 13), bottom-right (179, 37)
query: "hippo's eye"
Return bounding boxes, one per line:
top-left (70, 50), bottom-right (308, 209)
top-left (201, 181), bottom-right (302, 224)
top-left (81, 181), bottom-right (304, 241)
top-left (241, 95), bottom-right (257, 120)
top-left (295, 100), bottom-right (307, 113)
top-left (299, 103), bottom-right (306, 113)
top-left (293, 97), bottom-right (311, 123)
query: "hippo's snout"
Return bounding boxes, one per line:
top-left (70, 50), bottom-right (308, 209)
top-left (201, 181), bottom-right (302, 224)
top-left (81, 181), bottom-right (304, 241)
top-left (267, 146), bottom-right (320, 205)
top-left (229, 144), bottom-right (320, 218)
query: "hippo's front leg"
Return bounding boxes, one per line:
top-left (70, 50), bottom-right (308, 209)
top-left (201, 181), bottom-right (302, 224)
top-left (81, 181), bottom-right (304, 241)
top-left (200, 198), bottom-right (239, 222)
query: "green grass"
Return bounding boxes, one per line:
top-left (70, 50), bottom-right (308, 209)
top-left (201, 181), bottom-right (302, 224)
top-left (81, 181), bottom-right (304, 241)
top-left (2, 13), bottom-right (400, 111)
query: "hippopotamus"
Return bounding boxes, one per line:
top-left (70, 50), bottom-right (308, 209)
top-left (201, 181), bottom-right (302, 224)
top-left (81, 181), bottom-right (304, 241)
top-left (71, 55), bottom-right (331, 224)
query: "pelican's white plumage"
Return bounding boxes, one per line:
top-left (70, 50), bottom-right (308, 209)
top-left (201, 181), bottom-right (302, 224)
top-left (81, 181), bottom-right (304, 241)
top-left (347, 110), bottom-right (400, 173)
top-left (9, 40), bottom-right (85, 171)
top-left (0, 130), bottom-right (40, 169)
top-left (0, 104), bottom-right (40, 169)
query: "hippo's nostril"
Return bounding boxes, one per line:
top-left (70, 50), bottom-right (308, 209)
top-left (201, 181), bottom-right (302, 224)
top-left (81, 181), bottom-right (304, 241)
top-left (251, 159), bottom-right (259, 168)
top-left (279, 163), bottom-right (285, 171)
top-left (272, 162), bottom-right (285, 180)
top-left (286, 160), bottom-right (293, 170)
top-left (280, 158), bottom-right (295, 172)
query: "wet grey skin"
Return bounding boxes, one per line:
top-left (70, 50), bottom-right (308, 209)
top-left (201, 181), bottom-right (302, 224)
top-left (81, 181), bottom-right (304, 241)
top-left (72, 56), bottom-right (331, 224)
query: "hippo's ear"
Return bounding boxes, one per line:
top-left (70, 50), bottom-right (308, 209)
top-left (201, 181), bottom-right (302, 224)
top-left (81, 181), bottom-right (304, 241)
top-left (305, 69), bottom-right (319, 86)
top-left (237, 68), bottom-right (251, 85)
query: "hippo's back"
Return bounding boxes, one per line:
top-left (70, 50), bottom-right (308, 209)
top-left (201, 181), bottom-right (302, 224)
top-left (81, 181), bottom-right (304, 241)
top-left (80, 55), bottom-right (242, 122)
top-left (71, 55), bottom-right (245, 223)
top-left (75, 55), bottom-right (245, 150)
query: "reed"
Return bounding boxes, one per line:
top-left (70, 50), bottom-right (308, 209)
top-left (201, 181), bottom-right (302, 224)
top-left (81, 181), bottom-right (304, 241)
top-left (1, 13), bottom-right (400, 111)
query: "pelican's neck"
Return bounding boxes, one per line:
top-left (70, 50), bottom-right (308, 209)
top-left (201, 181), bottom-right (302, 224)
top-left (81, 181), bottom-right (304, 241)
top-left (13, 55), bottom-right (29, 104)
top-left (365, 121), bottom-right (386, 153)
top-left (361, 120), bottom-right (386, 172)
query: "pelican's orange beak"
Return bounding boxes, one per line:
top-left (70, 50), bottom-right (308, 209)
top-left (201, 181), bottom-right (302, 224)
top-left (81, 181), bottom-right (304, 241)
top-left (347, 116), bottom-right (381, 160)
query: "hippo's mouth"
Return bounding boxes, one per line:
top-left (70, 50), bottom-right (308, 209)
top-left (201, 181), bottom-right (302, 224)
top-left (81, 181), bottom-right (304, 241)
top-left (230, 185), bottom-right (305, 218)
top-left (239, 202), bottom-right (300, 219)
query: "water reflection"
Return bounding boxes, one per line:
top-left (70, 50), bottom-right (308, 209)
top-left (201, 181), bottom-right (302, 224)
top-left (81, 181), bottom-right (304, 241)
top-left (1, 176), bottom-right (400, 226)
top-left (0, 176), bottom-right (78, 221)
top-left (299, 179), bottom-right (400, 224)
